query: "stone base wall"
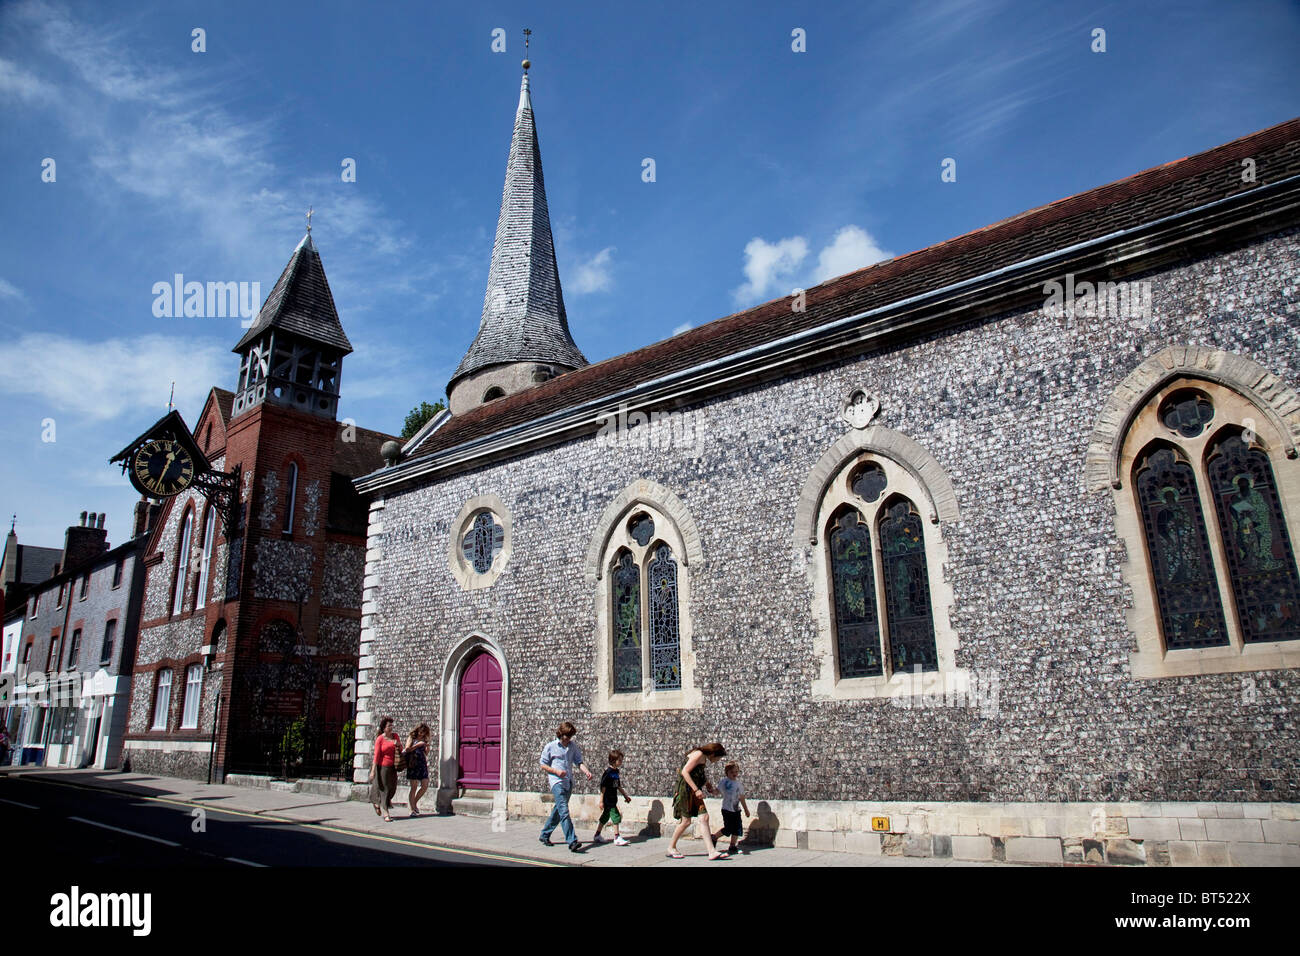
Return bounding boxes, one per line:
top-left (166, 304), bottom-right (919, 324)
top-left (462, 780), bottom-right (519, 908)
top-left (458, 792), bottom-right (1300, 866)
top-left (121, 746), bottom-right (212, 782)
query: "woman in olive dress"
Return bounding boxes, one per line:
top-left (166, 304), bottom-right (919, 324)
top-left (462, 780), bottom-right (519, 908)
top-left (667, 742), bottom-right (728, 860)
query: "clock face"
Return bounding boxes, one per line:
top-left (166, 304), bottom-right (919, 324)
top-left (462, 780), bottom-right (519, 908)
top-left (131, 438), bottom-right (196, 497)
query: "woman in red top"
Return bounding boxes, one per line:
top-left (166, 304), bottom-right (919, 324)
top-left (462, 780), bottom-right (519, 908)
top-left (368, 716), bottom-right (401, 821)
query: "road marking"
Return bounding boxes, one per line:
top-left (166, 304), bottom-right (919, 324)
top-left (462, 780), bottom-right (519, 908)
top-left (0, 797), bottom-right (38, 810)
top-left (68, 816), bottom-right (182, 847)
top-left (225, 856), bottom-right (267, 867)
top-left (20, 775), bottom-right (555, 867)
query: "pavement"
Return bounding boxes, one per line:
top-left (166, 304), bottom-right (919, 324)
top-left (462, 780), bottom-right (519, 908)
top-left (0, 766), bottom-right (1012, 867)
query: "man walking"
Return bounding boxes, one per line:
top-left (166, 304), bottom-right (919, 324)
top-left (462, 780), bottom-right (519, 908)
top-left (539, 721), bottom-right (593, 852)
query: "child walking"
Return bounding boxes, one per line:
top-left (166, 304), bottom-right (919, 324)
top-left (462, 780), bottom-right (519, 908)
top-left (713, 762), bottom-right (750, 854)
top-left (591, 749), bottom-right (632, 846)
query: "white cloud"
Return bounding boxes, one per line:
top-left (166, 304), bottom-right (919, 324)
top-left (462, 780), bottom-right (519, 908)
top-left (814, 226), bottom-right (892, 283)
top-left (0, 277), bottom-right (25, 300)
top-left (733, 236), bottom-right (809, 305)
top-left (733, 226), bottom-right (892, 306)
top-left (0, 332), bottom-right (228, 422)
top-left (0, 55), bottom-right (56, 103)
top-left (570, 247), bottom-right (615, 294)
top-left (672, 322), bottom-right (692, 336)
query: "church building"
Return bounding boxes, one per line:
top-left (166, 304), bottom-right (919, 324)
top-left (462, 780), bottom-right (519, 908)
top-left (121, 232), bottom-right (397, 781)
top-left (353, 61), bottom-right (1300, 866)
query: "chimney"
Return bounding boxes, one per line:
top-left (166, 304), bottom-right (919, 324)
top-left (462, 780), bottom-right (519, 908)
top-left (97, 514), bottom-right (105, 530)
top-left (63, 511), bottom-right (109, 572)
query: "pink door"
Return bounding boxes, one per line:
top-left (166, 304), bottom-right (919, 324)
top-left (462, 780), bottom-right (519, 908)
top-left (457, 652), bottom-right (502, 789)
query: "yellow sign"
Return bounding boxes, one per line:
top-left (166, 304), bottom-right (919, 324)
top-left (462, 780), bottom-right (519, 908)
top-left (871, 816), bottom-right (890, 832)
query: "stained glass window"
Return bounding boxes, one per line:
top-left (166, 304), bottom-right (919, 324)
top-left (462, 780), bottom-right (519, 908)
top-left (880, 498), bottom-right (939, 672)
top-left (628, 513), bottom-right (655, 547)
top-left (612, 550), bottom-right (642, 693)
top-left (1135, 446), bottom-right (1229, 649)
top-left (1160, 390), bottom-right (1215, 438)
top-left (851, 462), bottom-right (888, 503)
top-left (829, 508), bottom-right (883, 677)
top-left (648, 545), bottom-right (682, 690)
top-left (462, 512), bottom-right (504, 574)
top-left (1207, 432), bottom-right (1300, 644)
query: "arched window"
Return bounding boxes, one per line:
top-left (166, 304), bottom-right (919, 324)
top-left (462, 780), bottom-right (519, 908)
top-left (196, 506), bottom-right (216, 611)
top-left (152, 669), bottom-right (173, 730)
top-left (284, 462), bottom-right (298, 535)
top-left (588, 484), bottom-right (703, 712)
top-left (797, 430), bottom-right (963, 702)
top-left (172, 508), bottom-right (193, 617)
top-left (603, 513), bottom-right (683, 693)
top-left (1103, 367), bottom-right (1300, 678)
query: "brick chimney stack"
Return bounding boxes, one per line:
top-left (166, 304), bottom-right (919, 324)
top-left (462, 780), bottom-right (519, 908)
top-left (63, 510), bottom-right (109, 572)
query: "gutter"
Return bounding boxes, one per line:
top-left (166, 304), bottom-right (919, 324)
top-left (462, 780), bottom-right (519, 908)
top-left (357, 175), bottom-right (1300, 495)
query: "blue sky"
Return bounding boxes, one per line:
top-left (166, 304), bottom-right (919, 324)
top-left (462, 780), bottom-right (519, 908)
top-left (1, 0), bottom-right (1297, 549)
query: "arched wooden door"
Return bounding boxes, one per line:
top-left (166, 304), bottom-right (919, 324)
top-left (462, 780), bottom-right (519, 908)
top-left (456, 651), bottom-right (502, 789)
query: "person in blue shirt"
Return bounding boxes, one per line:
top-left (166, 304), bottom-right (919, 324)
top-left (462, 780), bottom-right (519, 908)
top-left (539, 721), bottom-right (593, 852)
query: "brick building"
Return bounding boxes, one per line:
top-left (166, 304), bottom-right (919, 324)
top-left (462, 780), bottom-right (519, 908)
top-left (350, 62), bottom-right (1300, 865)
top-left (120, 232), bottom-right (397, 781)
top-left (9, 512), bottom-right (145, 769)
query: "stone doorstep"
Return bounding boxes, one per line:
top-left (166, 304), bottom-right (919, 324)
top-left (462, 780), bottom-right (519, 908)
top-left (225, 773), bottom-right (353, 801)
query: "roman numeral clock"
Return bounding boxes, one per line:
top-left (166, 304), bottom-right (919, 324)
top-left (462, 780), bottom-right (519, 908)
top-left (110, 410), bottom-right (241, 533)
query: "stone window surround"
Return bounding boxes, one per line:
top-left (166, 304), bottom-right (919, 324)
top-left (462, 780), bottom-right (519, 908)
top-left (447, 494), bottom-right (513, 590)
top-left (171, 504), bottom-right (195, 618)
top-left (435, 632), bottom-right (511, 806)
top-left (585, 480), bottom-right (704, 713)
top-left (794, 427), bottom-right (964, 702)
top-left (1090, 350), bottom-right (1300, 679)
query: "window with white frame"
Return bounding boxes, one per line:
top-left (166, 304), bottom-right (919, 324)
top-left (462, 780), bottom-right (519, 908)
top-left (152, 670), bottom-right (172, 730)
top-left (181, 664), bottom-right (203, 729)
top-left (196, 507), bottom-right (216, 610)
top-left (172, 509), bottom-right (193, 616)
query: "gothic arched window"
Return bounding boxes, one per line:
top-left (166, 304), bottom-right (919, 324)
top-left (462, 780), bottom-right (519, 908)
top-left (589, 487), bottom-right (702, 712)
top-left (1108, 371), bottom-right (1300, 677)
top-left (798, 435), bottom-right (963, 702)
top-left (172, 508), bottom-right (193, 617)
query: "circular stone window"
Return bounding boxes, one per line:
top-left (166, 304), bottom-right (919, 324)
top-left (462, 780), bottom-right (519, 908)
top-left (448, 495), bottom-right (513, 590)
top-left (1160, 389), bottom-right (1215, 439)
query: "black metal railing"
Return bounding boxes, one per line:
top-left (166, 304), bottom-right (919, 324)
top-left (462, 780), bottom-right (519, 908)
top-left (226, 726), bottom-right (354, 781)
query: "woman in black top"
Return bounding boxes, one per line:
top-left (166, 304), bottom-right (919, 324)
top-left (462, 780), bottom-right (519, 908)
top-left (405, 723), bottom-right (431, 816)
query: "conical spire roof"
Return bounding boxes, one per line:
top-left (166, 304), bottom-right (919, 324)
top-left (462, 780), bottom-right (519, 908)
top-left (234, 232), bottom-right (353, 354)
top-left (449, 71), bottom-right (587, 388)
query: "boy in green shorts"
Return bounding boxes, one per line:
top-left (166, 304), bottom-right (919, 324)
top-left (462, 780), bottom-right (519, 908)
top-left (591, 749), bottom-right (632, 846)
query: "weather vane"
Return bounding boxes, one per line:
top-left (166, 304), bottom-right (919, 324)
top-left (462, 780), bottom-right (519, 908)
top-left (522, 28), bottom-right (531, 72)
top-left (167, 381), bottom-right (175, 412)
top-left (306, 206), bottom-right (314, 234)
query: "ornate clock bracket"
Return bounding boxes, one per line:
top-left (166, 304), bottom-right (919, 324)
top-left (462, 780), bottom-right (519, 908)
top-left (191, 465), bottom-right (243, 537)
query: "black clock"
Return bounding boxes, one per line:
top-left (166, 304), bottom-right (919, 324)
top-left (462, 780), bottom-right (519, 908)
top-left (130, 438), bottom-right (196, 497)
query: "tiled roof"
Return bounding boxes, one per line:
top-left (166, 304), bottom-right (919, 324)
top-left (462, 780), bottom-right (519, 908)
top-left (414, 116), bottom-right (1300, 461)
top-left (233, 234), bottom-right (353, 354)
top-left (334, 425), bottom-right (399, 479)
top-left (16, 544), bottom-right (62, 585)
top-left (213, 388), bottom-right (234, 424)
top-left (449, 74), bottom-right (588, 388)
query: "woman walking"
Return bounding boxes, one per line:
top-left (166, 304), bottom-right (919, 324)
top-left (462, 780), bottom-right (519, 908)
top-left (667, 742), bottom-right (728, 860)
top-left (405, 723), bottom-right (431, 816)
top-left (369, 715), bottom-right (401, 822)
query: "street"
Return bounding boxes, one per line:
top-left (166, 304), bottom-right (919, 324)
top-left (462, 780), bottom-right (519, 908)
top-left (0, 773), bottom-right (541, 867)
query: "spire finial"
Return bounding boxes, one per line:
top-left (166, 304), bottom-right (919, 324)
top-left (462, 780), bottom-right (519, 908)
top-left (306, 205), bottom-right (314, 234)
top-left (167, 381), bottom-right (175, 412)
top-left (9, 515), bottom-right (15, 533)
top-left (521, 27), bottom-right (531, 72)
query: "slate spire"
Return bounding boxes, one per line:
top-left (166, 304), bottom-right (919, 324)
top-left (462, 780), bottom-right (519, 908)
top-left (448, 65), bottom-right (588, 403)
top-left (233, 231), bottom-right (353, 355)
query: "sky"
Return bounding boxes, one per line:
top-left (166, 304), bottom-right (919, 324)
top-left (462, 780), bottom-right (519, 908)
top-left (0, 0), bottom-right (1297, 550)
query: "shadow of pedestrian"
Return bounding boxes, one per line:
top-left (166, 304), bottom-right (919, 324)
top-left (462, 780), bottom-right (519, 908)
top-left (744, 801), bottom-right (778, 848)
top-left (638, 799), bottom-right (665, 838)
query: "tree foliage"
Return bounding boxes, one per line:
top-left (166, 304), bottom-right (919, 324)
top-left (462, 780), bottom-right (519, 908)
top-left (401, 400), bottom-right (446, 440)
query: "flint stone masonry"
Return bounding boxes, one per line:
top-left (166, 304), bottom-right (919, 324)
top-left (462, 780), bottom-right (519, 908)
top-left (135, 615), bottom-right (206, 669)
top-left (366, 228), bottom-right (1300, 807)
top-left (322, 541), bottom-right (364, 609)
top-left (319, 613), bottom-right (361, 657)
top-left (252, 538), bottom-right (314, 601)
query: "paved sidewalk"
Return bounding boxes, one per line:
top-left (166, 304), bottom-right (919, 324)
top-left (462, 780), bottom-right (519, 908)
top-left (1, 767), bottom-right (1010, 867)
